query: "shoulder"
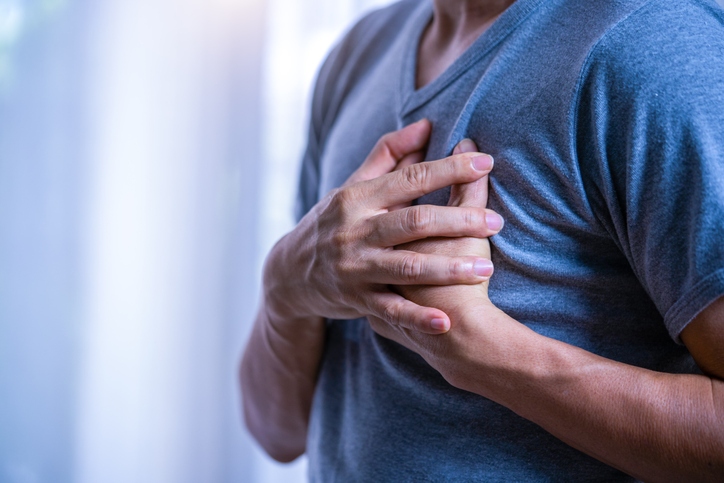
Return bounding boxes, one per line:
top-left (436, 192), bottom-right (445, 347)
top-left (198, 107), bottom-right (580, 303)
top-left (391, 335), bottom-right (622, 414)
top-left (297, 0), bottom-right (423, 219)
top-left (314, 0), bottom-right (421, 99)
top-left (309, 0), bottom-right (423, 150)
top-left (581, 0), bottom-right (724, 111)
top-left (574, 0), bottom-right (724, 173)
top-left (336, 0), bottom-right (421, 52)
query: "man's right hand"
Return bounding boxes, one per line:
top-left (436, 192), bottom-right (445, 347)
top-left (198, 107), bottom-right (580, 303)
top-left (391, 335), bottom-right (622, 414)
top-left (262, 120), bottom-right (503, 334)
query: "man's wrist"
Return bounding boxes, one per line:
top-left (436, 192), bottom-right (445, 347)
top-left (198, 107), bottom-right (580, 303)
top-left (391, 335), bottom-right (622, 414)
top-left (454, 305), bottom-right (587, 421)
top-left (443, 303), bottom-right (541, 400)
top-left (262, 232), bottom-right (315, 321)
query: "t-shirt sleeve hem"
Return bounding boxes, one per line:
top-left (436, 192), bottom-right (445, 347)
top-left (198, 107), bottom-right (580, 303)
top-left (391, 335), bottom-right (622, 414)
top-left (664, 268), bottom-right (724, 344)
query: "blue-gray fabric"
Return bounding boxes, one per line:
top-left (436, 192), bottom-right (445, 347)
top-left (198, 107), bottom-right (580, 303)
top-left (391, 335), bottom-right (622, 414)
top-left (294, 0), bottom-right (724, 480)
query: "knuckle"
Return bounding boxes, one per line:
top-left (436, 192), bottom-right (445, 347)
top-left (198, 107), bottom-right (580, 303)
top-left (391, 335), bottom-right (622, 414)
top-left (401, 162), bottom-right (432, 191)
top-left (380, 301), bottom-right (414, 331)
top-left (330, 229), bottom-right (352, 250)
top-left (329, 236), bottom-right (368, 276)
top-left (404, 206), bottom-right (433, 235)
top-left (370, 132), bottom-right (394, 160)
top-left (328, 187), bottom-right (353, 210)
top-left (368, 218), bottom-right (388, 246)
top-left (397, 254), bottom-right (425, 282)
top-left (454, 155), bottom-right (479, 181)
top-left (457, 257), bottom-right (482, 282)
top-left (381, 301), bottom-right (400, 326)
top-left (333, 254), bottom-right (354, 277)
top-left (449, 257), bottom-right (469, 280)
top-left (464, 208), bottom-right (486, 235)
top-left (378, 132), bottom-right (394, 147)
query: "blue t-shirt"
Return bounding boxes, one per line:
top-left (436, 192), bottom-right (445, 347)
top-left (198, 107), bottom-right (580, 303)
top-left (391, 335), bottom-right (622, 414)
top-left (295, 0), bottom-right (724, 480)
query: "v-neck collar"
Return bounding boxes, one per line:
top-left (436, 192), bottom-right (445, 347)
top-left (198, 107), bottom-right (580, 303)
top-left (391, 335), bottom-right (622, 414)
top-left (399, 0), bottom-right (546, 117)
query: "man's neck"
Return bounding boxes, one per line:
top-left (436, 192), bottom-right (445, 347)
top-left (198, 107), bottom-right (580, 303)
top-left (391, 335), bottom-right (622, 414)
top-left (431, 0), bottom-right (516, 42)
top-left (416, 0), bottom-right (516, 89)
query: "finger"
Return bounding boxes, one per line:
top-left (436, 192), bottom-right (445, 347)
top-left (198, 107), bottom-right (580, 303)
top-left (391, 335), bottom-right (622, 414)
top-left (368, 291), bottom-right (451, 334)
top-left (343, 119), bottom-right (431, 187)
top-left (395, 149), bottom-right (425, 172)
top-left (362, 250), bottom-right (494, 285)
top-left (367, 315), bottom-right (421, 354)
top-left (452, 138), bottom-right (478, 155)
top-left (366, 315), bottom-right (399, 341)
top-left (449, 139), bottom-right (492, 209)
top-left (369, 205), bottom-right (503, 246)
top-left (357, 152), bottom-right (495, 209)
top-left (449, 175), bottom-right (489, 208)
top-left (388, 149), bottom-right (427, 211)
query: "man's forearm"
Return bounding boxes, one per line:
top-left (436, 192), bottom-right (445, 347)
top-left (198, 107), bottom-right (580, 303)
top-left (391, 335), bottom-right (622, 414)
top-left (238, 126), bottom-right (503, 462)
top-left (448, 309), bottom-right (724, 482)
top-left (384, 228), bottom-right (724, 481)
top-left (239, 301), bottom-right (325, 463)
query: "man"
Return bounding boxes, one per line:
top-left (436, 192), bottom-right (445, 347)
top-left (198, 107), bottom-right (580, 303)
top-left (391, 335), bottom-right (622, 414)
top-left (241, 0), bottom-right (724, 480)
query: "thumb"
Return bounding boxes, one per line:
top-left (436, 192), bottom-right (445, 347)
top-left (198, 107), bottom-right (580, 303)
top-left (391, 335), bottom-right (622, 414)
top-left (343, 119), bottom-right (431, 187)
top-left (449, 138), bottom-right (491, 209)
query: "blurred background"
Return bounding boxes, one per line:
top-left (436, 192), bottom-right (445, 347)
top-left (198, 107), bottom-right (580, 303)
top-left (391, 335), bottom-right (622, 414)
top-left (3, 0), bottom-right (724, 482)
top-left (0, 0), bottom-right (390, 482)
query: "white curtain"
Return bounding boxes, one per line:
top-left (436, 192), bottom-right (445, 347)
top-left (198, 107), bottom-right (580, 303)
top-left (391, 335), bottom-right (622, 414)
top-left (0, 0), bottom-right (390, 482)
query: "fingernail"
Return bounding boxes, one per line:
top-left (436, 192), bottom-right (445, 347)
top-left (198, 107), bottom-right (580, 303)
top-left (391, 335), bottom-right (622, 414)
top-left (474, 259), bottom-right (494, 277)
top-left (472, 154), bottom-right (494, 171)
top-left (430, 318), bottom-right (450, 332)
top-left (459, 138), bottom-right (477, 153)
top-left (486, 212), bottom-right (504, 231)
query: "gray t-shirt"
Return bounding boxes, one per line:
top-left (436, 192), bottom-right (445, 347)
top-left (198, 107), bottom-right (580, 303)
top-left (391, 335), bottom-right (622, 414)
top-left (295, 0), bottom-right (724, 480)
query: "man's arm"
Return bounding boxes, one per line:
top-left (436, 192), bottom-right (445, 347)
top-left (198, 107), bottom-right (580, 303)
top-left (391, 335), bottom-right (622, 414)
top-left (239, 124), bottom-right (502, 461)
top-left (370, 160), bottom-right (724, 481)
top-left (241, 306), bottom-right (324, 462)
top-left (437, 297), bottom-right (724, 482)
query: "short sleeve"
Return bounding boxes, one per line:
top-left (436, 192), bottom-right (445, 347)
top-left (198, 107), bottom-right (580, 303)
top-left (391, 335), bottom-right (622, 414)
top-left (294, 42), bottom-right (342, 222)
top-left (576, 2), bottom-right (724, 342)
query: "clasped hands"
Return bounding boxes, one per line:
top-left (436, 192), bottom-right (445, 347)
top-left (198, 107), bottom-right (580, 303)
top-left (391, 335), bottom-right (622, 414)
top-left (263, 119), bottom-right (511, 387)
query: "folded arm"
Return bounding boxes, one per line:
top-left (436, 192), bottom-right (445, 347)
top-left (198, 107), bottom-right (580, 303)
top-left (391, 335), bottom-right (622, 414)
top-left (370, 152), bottom-right (724, 481)
top-left (240, 123), bottom-right (502, 461)
top-left (429, 297), bottom-right (724, 482)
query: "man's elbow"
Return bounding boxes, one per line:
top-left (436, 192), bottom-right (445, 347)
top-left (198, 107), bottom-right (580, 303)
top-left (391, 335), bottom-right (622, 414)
top-left (242, 399), bottom-right (306, 463)
top-left (265, 446), bottom-right (305, 464)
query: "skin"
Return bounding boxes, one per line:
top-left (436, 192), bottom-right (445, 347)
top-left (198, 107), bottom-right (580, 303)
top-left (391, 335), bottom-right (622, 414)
top-left (416, 0), bottom-right (516, 88)
top-left (241, 0), bottom-right (724, 479)
top-left (240, 121), bottom-right (501, 461)
top-left (371, 139), bottom-right (724, 482)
